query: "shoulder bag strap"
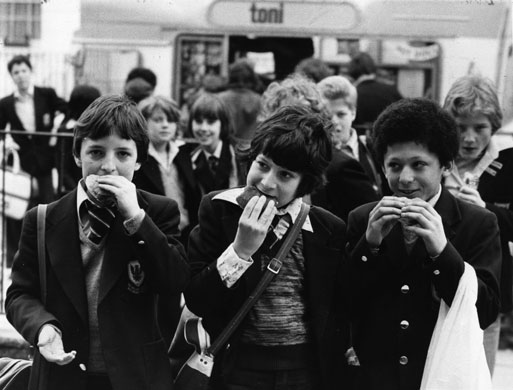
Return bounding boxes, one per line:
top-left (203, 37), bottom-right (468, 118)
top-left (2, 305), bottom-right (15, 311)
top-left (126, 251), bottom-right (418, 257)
top-left (37, 204), bottom-right (48, 306)
top-left (208, 202), bottom-right (311, 356)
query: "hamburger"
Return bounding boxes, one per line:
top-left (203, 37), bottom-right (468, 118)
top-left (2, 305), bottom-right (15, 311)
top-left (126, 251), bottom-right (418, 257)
top-left (236, 186), bottom-right (274, 210)
top-left (85, 174), bottom-right (117, 207)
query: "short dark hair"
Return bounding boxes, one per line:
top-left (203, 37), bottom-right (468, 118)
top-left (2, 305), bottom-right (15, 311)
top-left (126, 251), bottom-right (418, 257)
top-left (73, 94), bottom-right (149, 163)
top-left (443, 75), bottom-right (502, 134)
top-left (125, 67), bottom-right (157, 88)
top-left (227, 59), bottom-right (260, 91)
top-left (8, 55), bottom-right (32, 73)
top-left (188, 93), bottom-right (232, 142)
top-left (347, 52), bottom-right (376, 80)
top-left (240, 105), bottom-right (333, 197)
top-left (138, 95), bottom-right (181, 123)
top-left (68, 85), bottom-right (101, 120)
top-left (295, 57), bottom-right (333, 83)
top-left (373, 98), bottom-right (458, 168)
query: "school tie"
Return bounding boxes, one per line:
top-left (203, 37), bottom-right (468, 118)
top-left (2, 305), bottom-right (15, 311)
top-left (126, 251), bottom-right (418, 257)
top-left (208, 155), bottom-right (219, 174)
top-left (84, 200), bottom-right (116, 245)
top-left (266, 213), bottom-right (293, 251)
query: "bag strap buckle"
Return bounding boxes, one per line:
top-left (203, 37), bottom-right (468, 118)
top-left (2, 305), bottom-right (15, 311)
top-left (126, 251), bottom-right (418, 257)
top-left (267, 258), bottom-right (282, 274)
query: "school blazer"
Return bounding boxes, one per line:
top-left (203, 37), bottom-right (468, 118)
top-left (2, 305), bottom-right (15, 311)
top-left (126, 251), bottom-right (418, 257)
top-left (346, 188), bottom-right (501, 390)
top-left (184, 190), bottom-right (351, 390)
top-left (5, 188), bottom-right (190, 390)
top-left (0, 86), bottom-right (66, 176)
top-left (475, 147), bottom-right (513, 313)
top-left (311, 147), bottom-right (379, 223)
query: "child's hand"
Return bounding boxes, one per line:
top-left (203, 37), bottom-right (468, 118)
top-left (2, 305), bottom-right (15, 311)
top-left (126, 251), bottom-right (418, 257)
top-left (233, 195), bottom-right (276, 260)
top-left (365, 196), bottom-right (404, 247)
top-left (399, 199), bottom-right (447, 258)
top-left (96, 175), bottom-right (140, 219)
top-left (457, 186), bottom-right (486, 208)
top-left (38, 325), bottom-right (76, 365)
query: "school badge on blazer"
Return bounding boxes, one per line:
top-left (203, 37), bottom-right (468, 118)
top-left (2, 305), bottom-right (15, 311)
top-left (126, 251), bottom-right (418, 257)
top-left (128, 260), bottom-right (145, 293)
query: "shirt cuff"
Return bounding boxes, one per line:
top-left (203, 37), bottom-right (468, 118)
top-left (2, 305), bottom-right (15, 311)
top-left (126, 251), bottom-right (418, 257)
top-left (217, 244), bottom-right (253, 288)
top-left (123, 209), bottom-right (145, 235)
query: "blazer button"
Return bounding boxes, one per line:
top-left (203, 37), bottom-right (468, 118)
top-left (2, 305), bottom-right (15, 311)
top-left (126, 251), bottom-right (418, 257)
top-left (399, 355), bottom-right (408, 365)
top-left (79, 363), bottom-right (87, 371)
top-left (361, 255), bottom-right (368, 262)
top-left (138, 240), bottom-right (145, 245)
top-left (400, 320), bottom-right (409, 330)
top-left (401, 284), bottom-right (410, 294)
top-left (433, 269), bottom-right (440, 276)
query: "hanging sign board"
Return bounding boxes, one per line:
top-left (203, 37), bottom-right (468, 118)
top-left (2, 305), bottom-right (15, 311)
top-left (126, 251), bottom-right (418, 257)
top-left (208, 1), bottom-right (360, 33)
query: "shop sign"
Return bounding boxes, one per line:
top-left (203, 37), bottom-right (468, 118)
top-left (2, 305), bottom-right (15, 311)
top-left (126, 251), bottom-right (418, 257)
top-left (394, 42), bottom-right (440, 62)
top-left (208, 0), bottom-right (360, 32)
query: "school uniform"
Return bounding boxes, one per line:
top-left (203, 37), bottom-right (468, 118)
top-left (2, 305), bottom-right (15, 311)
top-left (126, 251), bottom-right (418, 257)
top-left (184, 188), bottom-right (351, 390)
top-left (5, 188), bottom-right (190, 390)
top-left (346, 187), bottom-right (501, 390)
top-left (173, 141), bottom-right (241, 232)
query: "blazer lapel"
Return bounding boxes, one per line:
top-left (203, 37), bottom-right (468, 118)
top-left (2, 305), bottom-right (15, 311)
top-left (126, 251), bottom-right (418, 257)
top-left (45, 190), bottom-right (88, 323)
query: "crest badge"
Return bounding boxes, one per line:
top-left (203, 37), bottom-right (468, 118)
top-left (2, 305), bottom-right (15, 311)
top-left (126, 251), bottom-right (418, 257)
top-left (128, 260), bottom-right (145, 293)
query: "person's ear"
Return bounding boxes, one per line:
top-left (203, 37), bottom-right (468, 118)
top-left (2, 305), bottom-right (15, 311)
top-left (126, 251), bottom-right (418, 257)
top-left (74, 155), bottom-right (82, 167)
top-left (442, 161), bottom-right (454, 177)
top-left (134, 162), bottom-right (141, 171)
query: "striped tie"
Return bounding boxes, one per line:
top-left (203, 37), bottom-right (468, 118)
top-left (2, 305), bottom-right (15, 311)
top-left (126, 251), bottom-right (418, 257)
top-left (85, 200), bottom-right (116, 245)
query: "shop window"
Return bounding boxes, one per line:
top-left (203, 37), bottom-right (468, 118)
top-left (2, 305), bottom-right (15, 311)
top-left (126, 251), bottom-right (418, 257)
top-left (0, 0), bottom-right (41, 46)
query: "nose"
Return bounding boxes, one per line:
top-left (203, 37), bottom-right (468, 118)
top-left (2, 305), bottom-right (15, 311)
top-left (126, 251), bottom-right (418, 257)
top-left (260, 172), bottom-right (277, 191)
top-left (100, 152), bottom-right (116, 173)
top-left (461, 128), bottom-right (476, 143)
top-left (398, 166), bottom-right (415, 184)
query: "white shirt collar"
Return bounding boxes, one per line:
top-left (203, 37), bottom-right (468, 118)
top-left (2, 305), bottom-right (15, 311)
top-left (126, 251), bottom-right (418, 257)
top-left (148, 141), bottom-right (179, 168)
top-left (213, 187), bottom-right (313, 232)
top-left (191, 141), bottom-right (223, 164)
top-left (345, 128), bottom-right (359, 159)
top-left (429, 185), bottom-right (442, 207)
top-left (14, 85), bottom-right (34, 99)
top-left (76, 180), bottom-right (88, 216)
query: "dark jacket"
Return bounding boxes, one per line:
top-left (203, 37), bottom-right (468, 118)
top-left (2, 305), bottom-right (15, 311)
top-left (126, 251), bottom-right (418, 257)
top-left (346, 188), bottom-right (501, 390)
top-left (311, 148), bottom-right (380, 223)
top-left (475, 147), bottom-right (513, 313)
top-left (6, 189), bottom-right (190, 390)
top-left (184, 190), bottom-right (351, 390)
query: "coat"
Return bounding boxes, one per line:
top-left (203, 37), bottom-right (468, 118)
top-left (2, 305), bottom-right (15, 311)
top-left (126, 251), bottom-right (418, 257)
top-left (184, 189), bottom-right (351, 390)
top-left (5, 188), bottom-right (190, 390)
top-left (346, 188), bottom-right (501, 390)
top-left (474, 147), bottom-right (513, 313)
top-left (311, 147), bottom-right (380, 223)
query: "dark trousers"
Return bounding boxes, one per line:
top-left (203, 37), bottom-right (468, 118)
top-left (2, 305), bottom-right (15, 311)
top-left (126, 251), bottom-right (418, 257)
top-left (86, 373), bottom-right (112, 390)
top-left (222, 367), bottom-right (320, 390)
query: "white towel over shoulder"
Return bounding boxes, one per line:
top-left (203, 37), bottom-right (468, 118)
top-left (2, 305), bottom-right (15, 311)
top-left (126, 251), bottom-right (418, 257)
top-left (421, 262), bottom-right (492, 390)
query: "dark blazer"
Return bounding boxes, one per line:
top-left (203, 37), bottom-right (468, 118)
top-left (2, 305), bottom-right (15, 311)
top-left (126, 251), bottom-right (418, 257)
top-left (346, 188), bottom-right (501, 390)
top-left (184, 190), bottom-right (351, 390)
top-left (169, 142), bottom-right (242, 232)
top-left (474, 147), bottom-right (513, 313)
top-left (0, 86), bottom-right (66, 176)
top-left (5, 189), bottom-right (190, 390)
top-left (356, 137), bottom-right (391, 197)
top-left (311, 148), bottom-right (380, 223)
